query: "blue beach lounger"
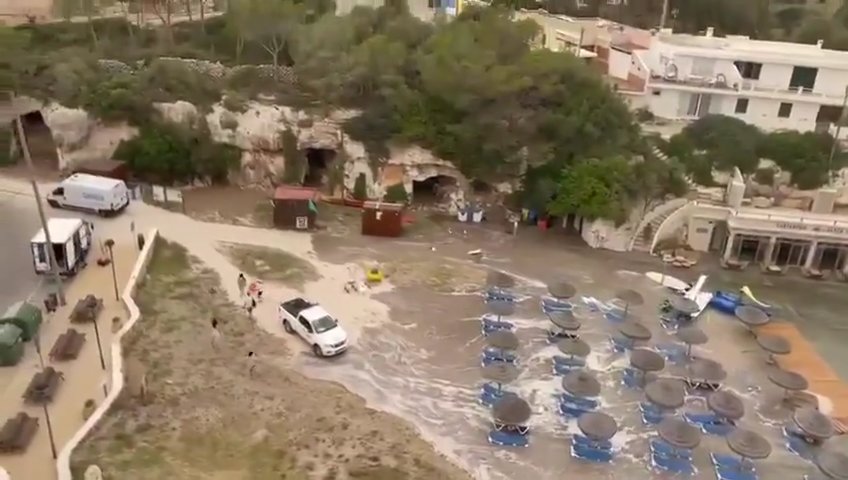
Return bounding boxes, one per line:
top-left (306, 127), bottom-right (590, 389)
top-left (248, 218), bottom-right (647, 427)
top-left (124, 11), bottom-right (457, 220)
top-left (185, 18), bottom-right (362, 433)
top-left (559, 393), bottom-right (599, 410)
top-left (656, 343), bottom-right (687, 364)
top-left (710, 453), bottom-right (757, 476)
top-left (652, 451), bottom-right (695, 476)
top-left (481, 316), bottom-right (515, 336)
top-left (481, 347), bottom-right (518, 366)
top-left (541, 296), bottom-right (574, 313)
top-left (558, 401), bottom-right (591, 419)
top-left (610, 335), bottom-right (633, 353)
top-left (622, 367), bottom-right (644, 389)
top-left (485, 287), bottom-right (518, 303)
top-left (650, 439), bottom-right (692, 459)
top-left (640, 402), bottom-right (666, 425)
top-left (783, 427), bottom-right (816, 461)
top-left (714, 465), bottom-right (758, 480)
top-left (488, 430), bottom-right (529, 447)
top-left (479, 383), bottom-right (510, 406)
top-left (573, 434), bottom-right (613, 450)
top-left (571, 442), bottom-right (614, 463)
top-left (547, 330), bottom-right (578, 344)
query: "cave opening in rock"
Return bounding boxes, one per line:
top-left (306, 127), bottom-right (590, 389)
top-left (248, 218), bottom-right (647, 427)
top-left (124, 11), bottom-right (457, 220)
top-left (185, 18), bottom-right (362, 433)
top-left (412, 175), bottom-right (456, 203)
top-left (471, 179), bottom-right (493, 194)
top-left (16, 111), bottom-right (58, 170)
top-left (302, 148), bottom-right (337, 187)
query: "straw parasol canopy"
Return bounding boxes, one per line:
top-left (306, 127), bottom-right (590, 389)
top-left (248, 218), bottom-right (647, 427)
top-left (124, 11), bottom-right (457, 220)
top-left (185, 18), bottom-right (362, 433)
top-left (817, 450), bottom-right (848, 480)
top-left (688, 358), bottom-right (727, 382)
top-left (548, 310), bottom-right (581, 331)
top-left (557, 338), bottom-right (591, 358)
top-left (707, 390), bottom-right (745, 420)
top-left (735, 305), bottom-right (770, 327)
top-left (658, 417), bottom-right (702, 450)
top-left (726, 429), bottom-right (772, 460)
top-left (677, 326), bottom-right (709, 346)
top-left (562, 370), bottom-right (601, 397)
top-left (486, 330), bottom-right (520, 351)
top-left (794, 408), bottom-right (835, 440)
top-left (668, 296), bottom-right (700, 315)
top-left (618, 321), bottom-right (652, 341)
top-left (481, 363), bottom-right (520, 385)
top-left (487, 271), bottom-right (516, 288)
top-left (755, 334), bottom-right (791, 355)
top-left (578, 412), bottom-right (618, 441)
top-left (493, 395), bottom-right (532, 425)
top-left (768, 368), bottom-right (809, 392)
top-left (645, 378), bottom-right (686, 409)
top-left (616, 289), bottom-right (644, 306)
top-left (548, 281), bottom-right (577, 299)
top-left (630, 349), bottom-right (666, 372)
top-left (487, 300), bottom-right (515, 317)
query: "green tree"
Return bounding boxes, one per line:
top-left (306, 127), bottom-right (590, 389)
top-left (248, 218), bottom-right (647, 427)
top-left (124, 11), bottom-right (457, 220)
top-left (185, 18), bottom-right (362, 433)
top-left (680, 115), bottom-right (762, 173)
top-left (548, 157), bottom-right (632, 223)
top-left (241, 0), bottom-right (304, 68)
top-left (758, 130), bottom-right (840, 189)
top-left (0, 27), bottom-right (30, 92)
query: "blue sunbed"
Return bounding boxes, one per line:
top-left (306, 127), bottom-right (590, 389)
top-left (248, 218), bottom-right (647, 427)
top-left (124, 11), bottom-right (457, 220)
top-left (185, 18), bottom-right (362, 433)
top-left (485, 287), bottom-right (518, 303)
top-left (571, 441), bottom-right (614, 463)
top-left (610, 335), bottom-right (633, 353)
top-left (553, 362), bottom-right (582, 376)
top-left (783, 427), bottom-right (816, 461)
top-left (481, 317), bottom-right (515, 336)
top-left (573, 434), bottom-right (613, 450)
top-left (488, 430), bottom-right (529, 447)
top-left (623, 367), bottom-right (643, 389)
top-left (560, 393), bottom-right (599, 410)
top-left (715, 465), bottom-right (758, 480)
top-left (640, 402), bottom-right (666, 425)
top-left (710, 453), bottom-right (756, 473)
top-left (558, 401), bottom-right (591, 419)
top-left (479, 389), bottom-right (502, 407)
top-left (547, 330), bottom-right (579, 344)
top-left (541, 296), bottom-right (574, 312)
top-left (481, 347), bottom-right (518, 365)
top-left (657, 343), bottom-right (687, 364)
top-left (554, 355), bottom-right (586, 368)
top-left (605, 310), bottom-right (626, 323)
top-left (650, 439), bottom-right (692, 459)
top-left (652, 451), bottom-right (695, 475)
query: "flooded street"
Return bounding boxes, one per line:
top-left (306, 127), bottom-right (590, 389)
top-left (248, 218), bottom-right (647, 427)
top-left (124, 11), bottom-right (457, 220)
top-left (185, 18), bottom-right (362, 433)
top-left (298, 223), bottom-right (846, 479)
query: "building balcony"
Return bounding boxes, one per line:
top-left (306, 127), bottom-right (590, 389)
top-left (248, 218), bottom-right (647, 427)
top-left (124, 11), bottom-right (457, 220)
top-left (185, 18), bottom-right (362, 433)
top-left (647, 75), bottom-right (847, 105)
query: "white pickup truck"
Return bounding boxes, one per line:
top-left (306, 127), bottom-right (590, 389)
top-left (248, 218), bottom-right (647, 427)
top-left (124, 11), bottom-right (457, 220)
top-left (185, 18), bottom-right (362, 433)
top-left (278, 298), bottom-right (348, 357)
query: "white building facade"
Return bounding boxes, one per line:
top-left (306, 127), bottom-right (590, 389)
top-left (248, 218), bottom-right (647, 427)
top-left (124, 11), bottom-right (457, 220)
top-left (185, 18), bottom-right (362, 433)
top-left (620, 29), bottom-right (848, 134)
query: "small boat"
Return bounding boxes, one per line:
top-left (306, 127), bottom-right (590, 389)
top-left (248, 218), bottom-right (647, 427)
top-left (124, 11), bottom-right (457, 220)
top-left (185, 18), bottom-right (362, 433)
top-left (645, 271), bottom-right (690, 294)
top-left (647, 272), bottom-right (712, 319)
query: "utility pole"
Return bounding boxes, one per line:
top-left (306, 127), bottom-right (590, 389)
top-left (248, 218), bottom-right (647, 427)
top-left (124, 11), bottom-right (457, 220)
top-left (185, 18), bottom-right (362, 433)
top-left (13, 109), bottom-right (66, 306)
top-left (659, 0), bottom-right (670, 29)
top-left (826, 85), bottom-right (848, 185)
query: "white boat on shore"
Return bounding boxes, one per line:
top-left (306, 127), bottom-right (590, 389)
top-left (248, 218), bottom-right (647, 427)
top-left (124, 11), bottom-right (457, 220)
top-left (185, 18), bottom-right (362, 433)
top-left (646, 271), bottom-right (713, 318)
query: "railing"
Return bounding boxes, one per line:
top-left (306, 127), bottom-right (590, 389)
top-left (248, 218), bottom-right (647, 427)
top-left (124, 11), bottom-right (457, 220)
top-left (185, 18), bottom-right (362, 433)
top-left (649, 75), bottom-right (847, 102)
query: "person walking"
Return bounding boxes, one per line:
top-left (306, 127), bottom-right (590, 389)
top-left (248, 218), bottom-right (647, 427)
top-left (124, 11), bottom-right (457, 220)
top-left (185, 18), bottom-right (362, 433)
top-left (247, 351), bottom-right (257, 377)
top-left (237, 273), bottom-right (247, 297)
top-left (245, 296), bottom-right (257, 318)
top-left (210, 317), bottom-right (222, 350)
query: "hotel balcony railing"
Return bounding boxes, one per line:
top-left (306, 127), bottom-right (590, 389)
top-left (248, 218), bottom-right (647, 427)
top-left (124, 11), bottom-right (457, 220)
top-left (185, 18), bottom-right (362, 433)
top-left (648, 75), bottom-right (847, 102)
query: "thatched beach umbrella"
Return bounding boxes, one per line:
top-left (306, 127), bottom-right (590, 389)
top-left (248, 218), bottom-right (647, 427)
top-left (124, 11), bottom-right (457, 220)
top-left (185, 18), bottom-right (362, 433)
top-left (578, 412), bottom-right (618, 441)
top-left (794, 408), bottom-right (835, 440)
top-left (557, 338), bottom-right (591, 358)
top-left (486, 330), bottom-right (520, 351)
top-left (615, 289), bottom-right (644, 318)
top-left (726, 429), bottom-right (772, 460)
top-left (493, 395), bottom-right (532, 425)
top-left (707, 390), bottom-right (745, 420)
top-left (562, 370), bottom-right (601, 398)
top-left (668, 296), bottom-right (700, 315)
top-left (645, 378), bottom-right (686, 409)
top-left (487, 300), bottom-right (515, 318)
top-left (487, 271), bottom-right (516, 289)
top-left (548, 281), bottom-right (577, 299)
top-left (481, 363), bottom-right (520, 386)
top-left (548, 310), bottom-right (581, 331)
top-left (688, 358), bottom-right (727, 382)
top-left (768, 367), bottom-right (809, 394)
top-left (817, 450), bottom-right (848, 480)
top-left (755, 333), bottom-right (791, 364)
top-left (735, 305), bottom-right (770, 329)
top-left (630, 349), bottom-right (666, 372)
top-left (677, 326), bottom-right (709, 357)
top-left (618, 321), bottom-right (652, 342)
top-left (658, 417), bottom-right (702, 450)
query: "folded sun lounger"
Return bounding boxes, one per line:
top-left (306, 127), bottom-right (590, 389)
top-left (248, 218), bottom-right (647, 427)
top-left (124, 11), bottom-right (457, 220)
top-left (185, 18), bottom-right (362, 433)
top-left (481, 348), bottom-right (518, 365)
top-left (547, 331), bottom-right (579, 344)
top-left (481, 317), bottom-right (515, 336)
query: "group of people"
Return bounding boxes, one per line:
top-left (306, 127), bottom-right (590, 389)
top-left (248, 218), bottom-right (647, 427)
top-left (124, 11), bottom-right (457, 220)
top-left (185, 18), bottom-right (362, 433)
top-left (206, 272), bottom-right (264, 377)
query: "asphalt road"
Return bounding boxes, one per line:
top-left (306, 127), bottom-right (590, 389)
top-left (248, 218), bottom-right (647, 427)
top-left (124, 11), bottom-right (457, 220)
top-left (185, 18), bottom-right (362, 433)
top-left (0, 187), bottom-right (44, 312)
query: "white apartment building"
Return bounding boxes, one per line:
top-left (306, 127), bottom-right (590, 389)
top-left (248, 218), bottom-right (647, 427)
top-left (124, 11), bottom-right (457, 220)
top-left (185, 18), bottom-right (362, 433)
top-left (621, 29), bottom-right (848, 134)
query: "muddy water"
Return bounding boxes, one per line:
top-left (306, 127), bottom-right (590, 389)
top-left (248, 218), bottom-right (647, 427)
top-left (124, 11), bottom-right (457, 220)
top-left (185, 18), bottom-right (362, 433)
top-left (297, 225), bottom-right (828, 480)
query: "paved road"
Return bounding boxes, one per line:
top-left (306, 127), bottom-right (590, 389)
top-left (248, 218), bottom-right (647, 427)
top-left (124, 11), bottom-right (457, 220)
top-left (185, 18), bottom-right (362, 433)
top-left (0, 186), bottom-right (44, 312)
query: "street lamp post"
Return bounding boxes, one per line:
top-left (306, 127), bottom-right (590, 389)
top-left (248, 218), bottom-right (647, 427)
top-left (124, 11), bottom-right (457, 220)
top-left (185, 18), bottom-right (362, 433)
top-left (92, 312), bottom-right (106, 370)
top-left (13, 112), bottom-right (66, 306)
top-left (105, 239), bottom-right (119, 301)
top-left (41, 402), bottom-right (57, 459)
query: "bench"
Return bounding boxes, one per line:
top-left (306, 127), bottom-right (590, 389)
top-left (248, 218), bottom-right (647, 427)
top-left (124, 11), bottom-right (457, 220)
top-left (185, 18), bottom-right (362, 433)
top-left (70, 295), bottom-right (104, 323)
top-left (23, 367), bottom-right (64, 404)
top-left (0, 412), bottom-right (39, 453)
top-left (49, 328), bottom-right (86, 361)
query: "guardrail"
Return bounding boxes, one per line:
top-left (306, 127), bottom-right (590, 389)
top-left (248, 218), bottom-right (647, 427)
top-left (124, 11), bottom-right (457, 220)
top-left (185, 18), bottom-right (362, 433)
top-left (55, 228), bottom-right (160, 480)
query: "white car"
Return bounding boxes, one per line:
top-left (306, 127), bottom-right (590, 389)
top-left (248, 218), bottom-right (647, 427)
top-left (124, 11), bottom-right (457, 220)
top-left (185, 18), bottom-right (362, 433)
top-left (278, 297), bottom-right (348, 357)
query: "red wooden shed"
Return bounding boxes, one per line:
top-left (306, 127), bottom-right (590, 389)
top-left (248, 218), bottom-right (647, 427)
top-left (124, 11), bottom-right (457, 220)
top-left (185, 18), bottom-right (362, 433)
top-left (273, 186), bottom-right (319, 230)
top-left (361, 201), bottom-right (405, 237)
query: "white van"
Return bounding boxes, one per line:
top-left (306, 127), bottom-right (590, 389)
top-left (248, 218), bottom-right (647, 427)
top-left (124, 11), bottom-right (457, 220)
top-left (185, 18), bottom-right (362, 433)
top-left (30, 218), bottom-right (93, 276)
top-left (47, 173), bottom-right (130, 217)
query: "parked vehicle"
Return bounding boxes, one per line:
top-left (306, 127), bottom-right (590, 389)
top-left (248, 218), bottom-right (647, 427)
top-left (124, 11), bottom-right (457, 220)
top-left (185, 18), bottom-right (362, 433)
top-left (278, 297), bottom-right (348, 357)
top-left (30, 218), bottom-right (92, 276)
top-left (46, 173), bottom-right (129, 217)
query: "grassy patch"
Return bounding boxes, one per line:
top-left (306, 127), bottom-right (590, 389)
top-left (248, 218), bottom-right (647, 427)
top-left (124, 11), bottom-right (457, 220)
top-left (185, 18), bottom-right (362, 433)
top-left (220, 243), bottom-right (320, 288)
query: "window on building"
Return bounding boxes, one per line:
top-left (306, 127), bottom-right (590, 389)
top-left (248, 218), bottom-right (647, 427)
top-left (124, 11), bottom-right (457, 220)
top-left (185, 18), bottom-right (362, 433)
top-left (735, 98), bottom-right (749, 114)
top-left (778, 102), bottom-right (793, 118)
top-left (686, 93), bottom-right (713, 118)
top-left (734, 61), bottom-right (762, 80)
top-left (789, 66), bottom-right (818, 91)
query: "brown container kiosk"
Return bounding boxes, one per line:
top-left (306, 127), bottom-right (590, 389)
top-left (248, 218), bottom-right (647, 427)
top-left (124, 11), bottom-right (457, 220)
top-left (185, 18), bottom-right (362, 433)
top-left (361, 201), bottom-right (404, 237)
top-left (71, 159), bottom-right (130, 182)
top-left (273, 186), bottom-right (319, 230)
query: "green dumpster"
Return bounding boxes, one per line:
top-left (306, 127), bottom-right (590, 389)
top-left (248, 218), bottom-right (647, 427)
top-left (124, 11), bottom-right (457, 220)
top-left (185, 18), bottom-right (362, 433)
top-left (0, 324), bottom-right (24, 366)
top-left (0, 301), bottom-right (43, 342)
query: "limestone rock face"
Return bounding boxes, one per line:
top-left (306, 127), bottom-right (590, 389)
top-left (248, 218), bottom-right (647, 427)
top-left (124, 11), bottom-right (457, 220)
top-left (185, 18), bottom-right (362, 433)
top-left (41, 103), bottom-right (93, 151)
top-left (154, 101), bottom-right (200, 127)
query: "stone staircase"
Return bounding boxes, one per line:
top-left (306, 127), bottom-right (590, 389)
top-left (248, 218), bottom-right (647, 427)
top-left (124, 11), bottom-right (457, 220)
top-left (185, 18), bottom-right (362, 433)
top-left (631, 212), bottom-right (670, 253)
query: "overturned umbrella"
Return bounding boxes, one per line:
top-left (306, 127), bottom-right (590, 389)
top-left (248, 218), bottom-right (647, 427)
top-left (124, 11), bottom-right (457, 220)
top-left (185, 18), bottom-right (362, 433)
top-left (481, 363), bottom-right (520, 386)
top-left (562, 370), bottom-right (601, 398)
top-left (688, 358), bottom-right (727, 383)
top-left (618, 321), bottom-right (652, 341)
top-left (578, 412), bottom-right (618, 441)
top-left (668, 296), bottom-right (700, 315)
top-left (707, 390), bottom-right (746, 420)
top-left (676, 326), bottom-right (709, 357)
top-left (794, 408), bottom-right (835, 440)
top-left (487, 271), bottom-right (516, 289)
top-left (487, 300), bottom-right (515, 319)
top-left (548, 310), bottom-right (581, 331)
top-left (486, 330), bottom-right (520, 351)
top-left (645, 378), bottom-right (686, 409)
top-left (735, 305), bottom-right (770, 329)
top-left (548, 281), bottom-right (577, 300)
top-left (658, 417), bottom-right (702, 450)
top-left (817, 450), bottom-right (848, 480)
top-left (630, 349), bottom-right (666, 372)
top-left (493, 395), bottom-right (532, 426)
top-left (726, 429), bottom-right (772, 460)
top-left (768, 367), bottom-right (809, 394)
top-left (557, 338), bottom-right (591, 358)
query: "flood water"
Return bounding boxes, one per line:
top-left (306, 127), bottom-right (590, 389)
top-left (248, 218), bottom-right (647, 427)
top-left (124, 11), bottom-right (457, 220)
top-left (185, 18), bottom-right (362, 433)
top-left (299, 224), bottom-right (847, 479)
